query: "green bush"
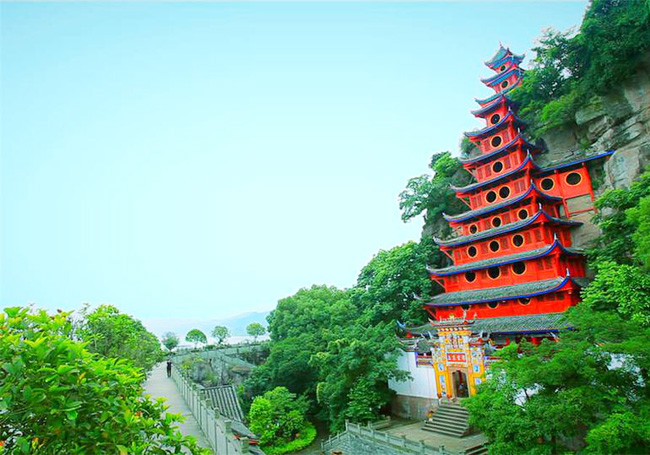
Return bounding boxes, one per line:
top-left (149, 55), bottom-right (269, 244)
top-left (248, 387), bottom-right (309, 446)
top-left (262, 423), bottom-right (317, 455)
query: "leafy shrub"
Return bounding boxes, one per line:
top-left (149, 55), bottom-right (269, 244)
top-left (262, 423), bottom-right (317, 455)
top-left (0, 306), bottom-right (209, 455)
top-left (248, 387), bottom-right (309, 446)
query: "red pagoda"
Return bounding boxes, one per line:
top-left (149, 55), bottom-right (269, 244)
top-left (406, 46), bottom-right (614, 399)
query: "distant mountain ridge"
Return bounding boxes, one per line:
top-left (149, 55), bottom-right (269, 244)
top-left (142, 310), bottom-right (271, 339)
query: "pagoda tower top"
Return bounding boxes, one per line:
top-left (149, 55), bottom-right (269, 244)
top-left (484, 44), bottom-right (525, 70)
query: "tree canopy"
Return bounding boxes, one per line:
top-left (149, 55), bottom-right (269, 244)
top-left (161, 332), bottom-right (179, 352)
top-left (211, 325), bottom-right (230, 345)
top-left (185, 329), bottom-right (207, 348)
top-left (246, 323), bottom-right (266, 342)
top-left (75, 304), bottom-right (163, 373)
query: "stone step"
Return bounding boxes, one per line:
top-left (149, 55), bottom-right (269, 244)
top-left (431, 413), bottom-right (469, 426)
top-left (465, 443), bottom-right (488, 455)
top-left (438, 404), bottom-right (469, 415)
top-left (427, 419), bottom-right (469, 432)
top-left (422, 421), bottom-right (468, 438)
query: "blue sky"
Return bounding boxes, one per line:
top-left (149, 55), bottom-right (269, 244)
top-left (1, 2), bottom-right (587, 320)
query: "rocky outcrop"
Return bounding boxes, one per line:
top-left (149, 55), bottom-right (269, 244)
top-left (541, 55), bottom-right (650, 194)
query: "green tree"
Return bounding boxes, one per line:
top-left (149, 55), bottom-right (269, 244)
top-left (211, 325), bottom-right (230, 346)
top-left (185, 329), bottom-right (207, 349)
top-left (311, 322), bottom-right (408, 431)
top-left (246, 322), bottom-right (266, 342)
top-left (628, 194), bottom-right (650, 269)
top-left (248, 387), bottom-right (309, 447)
top-left (0, 306), bottom-right (210, 455)
top-left (161, 332), bottom-right (179, 352)
top-left (75, 304), bottom-right (163, 373)
top-left (352, 239), bottom-right (435, 326)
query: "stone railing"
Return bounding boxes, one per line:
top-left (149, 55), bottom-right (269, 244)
top-left (322, 421), bottom-right (464, 455)
top-left (171, 366), bottom-right (255, 454)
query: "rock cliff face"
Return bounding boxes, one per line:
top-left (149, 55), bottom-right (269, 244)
top-left (541, 56), bottom-right (650, 193)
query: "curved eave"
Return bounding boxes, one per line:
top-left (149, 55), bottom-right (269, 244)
top-left (475, 85), bottom-right (517, 105)
top-left (481, 67), bottom-right (523, 86)
top-left (471, 95), bottom-right (510, 117)
top-left (459, 134), bottom-right (540, 166)
top-left (425, 275), bottom-right (584, 308)
top-left (464, 111), bottom-right (526, 140)
top-left (428, 239), bottom-right (583, 276)
top-left (433, 209), bottom-right (581, 247)
top-left (486, 52), bottom-right (525, 69)
top-left (534, 150), bottom-right (616, 174)
top-left (453, 153), bottom-right (533, 194)
top-left (443, 183), bottom-right (562, 222)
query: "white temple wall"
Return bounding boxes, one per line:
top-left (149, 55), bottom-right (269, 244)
top-left (389, 350), bottom-right (438, 399)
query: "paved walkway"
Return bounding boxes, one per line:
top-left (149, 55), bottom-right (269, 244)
top-left (144, 363), bottom-right (212, 453)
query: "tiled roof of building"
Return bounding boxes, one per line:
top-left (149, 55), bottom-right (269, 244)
top-left (202, 385), bottom-right (245, 423)
top-left (452, 153), bottom-right (532, 193)
top-left (534, 150), bottom-right (616, 174)
top-left (434, 210), bottom-right (582, 247)
top-left (428, 240), bottom-right (583, 275)
top-left (471, 94), bottom-right (510, 117)
top-left (426, 276), bottom-right (589, 307)
top-left (464, 111), bottom-right (526, 139)
top-left (409, 313), bottom-right (570, 336)
top-left (443, 183), bottom-right (561, 222)
top-left (485, 46), bottom-right (525, 68)
top-left (459, 135), bottom-right (541, 165)
top-left (475, 85), bottom-right (517, 105)
top-left (481, 66), bottom-right (524, 86)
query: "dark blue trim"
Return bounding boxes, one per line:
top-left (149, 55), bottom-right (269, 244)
top-left (475, 85), bottom-right (517, 105)
top-left (535, 151), bottom-right (616, 173)
top-left (434, 209), bottom-right (582, 247)
top-left (426, 276), bottom-right (572, 307)
top-left (471, 95), bottom-right (509, 116)
top-left (428, 239), bottom-right (582, 276)
top-left (482, 67), bottom-right (523, 86)
top-left (487, 53), bottom-right (524, 70)
top-left (444, 183), bottom-right (561, 222)
top-left (453, 153), bottom-right (532, 194)
top-left (459, 134), bottom-right (540, 165)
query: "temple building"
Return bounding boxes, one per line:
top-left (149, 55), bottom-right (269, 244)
top-left (390, 46), bottom-right (614, 416)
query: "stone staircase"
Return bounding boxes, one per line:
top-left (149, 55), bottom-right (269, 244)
top-left (422, 402), bottom-right (471, 438)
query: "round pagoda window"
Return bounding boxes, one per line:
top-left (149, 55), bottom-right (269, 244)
top-left (541, 178), bottom-right (555, 191)
top-left (461, 304), bottom-right (470, 311)
top-left (499, 186), bottom-right (511, 199)
top-left (492, 161), bottom-right (504, 173)
top-left (468, 246), bottom-right (478, 257)
top-left (490, 114), bottom-right (501, 125)
top-left (512, 262), bottom-right (526, 275)
top-left (488, 301), bottom-right (499, 309)
top-left (465, 271), bottom-right (476, 283)
top-left (469, 224), bottom-right (478, 234)
top-left (487, 267), bottom-right (501, 279)
top-left (518, 209), bottom-right (529, 220)
top-left (486, 191), bottom-right (497, 203)
top-left (519, 297), bottom-right (531, 306)
top-left (489, 240), bottom-right (500, 252)
top-left (492, 217), bottom-right (502, 228)
top-left (566, 172), bottom-right (583, 186)
top-left (513, 234), bottom-right (525, 247)
top-left (491, 136), bottom-right (502, 148)
top-left (500, 65), bottom-right (507, 72)
top-left (501, 80), bottom-right (509, 89)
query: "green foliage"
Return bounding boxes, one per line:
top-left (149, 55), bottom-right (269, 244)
top-left (246, 322), bottom-right (266, 342)
top-left (510, 0), bottom-right (650, 136)
top-left (211, 325), bottom-right (230, 345)
top-left (588, 170), bottom-right (650, 266)
top-left (75, 304), bottom-right (163, 373)
top-left (261, 423), bottom-right (317, 455)
top-left (352, 240), bottom-right (434, 325)
top-left (310, 322), bottom-right (407, 431)
top-left (161, 331), bottom-right (179, 352)
top-left (399, 152), bottom-right (471, 230)
top-left (185, 329), bottom-right (207, 348)
top-left (0, 306), bottom-right (209, 455)
top-left (248, 387), bottom-right (309, 447)
top-left (628, 194), bottom-right (650, 269)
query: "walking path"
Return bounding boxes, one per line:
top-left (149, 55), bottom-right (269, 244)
top-left (144, 363), bottom-right (212, 452)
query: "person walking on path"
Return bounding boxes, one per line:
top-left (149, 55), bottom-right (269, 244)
top-left (166, 359), bottom-right (172, 378)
